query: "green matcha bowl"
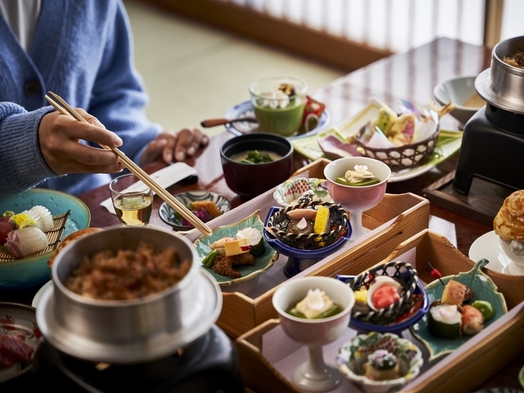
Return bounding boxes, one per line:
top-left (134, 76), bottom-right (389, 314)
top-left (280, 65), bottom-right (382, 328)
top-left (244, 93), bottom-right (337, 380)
top-left (249, 76), bottom-right (307, 137)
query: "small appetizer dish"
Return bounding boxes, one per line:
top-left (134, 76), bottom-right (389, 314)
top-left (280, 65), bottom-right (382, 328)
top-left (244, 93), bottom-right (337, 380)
top-left (273, 177), bottom-right (333, 207)
top-left (337, 261), bottom-right (429, 333)
top-left (0, 189), bottom-right (91, 290)
top-left (193, 210), bottom-right (278, 294)
top-left (410, 259), bottom-right (507, 361)
top-left (272, 276), bottom-right (355, 392)
top-left (0, 302), bottom-right (41, 388)
top-left (337, 331), bottom-right (423, 393)
top-left (159, 191), bottom-right (231, 231)
top-left (263, 201), bottom-right (350, 277)
top-left (353, 101), bottom-right (444, 170)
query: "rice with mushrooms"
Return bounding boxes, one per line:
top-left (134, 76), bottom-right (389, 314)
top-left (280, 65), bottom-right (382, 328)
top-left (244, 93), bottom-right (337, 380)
top-left (65, 241), bottom-right (191, 300)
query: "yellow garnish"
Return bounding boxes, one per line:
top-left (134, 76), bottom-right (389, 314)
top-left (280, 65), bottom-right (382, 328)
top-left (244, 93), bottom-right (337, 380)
top-left (11, 213), bottom-right (37, 229)
top-left (354, 289), bottom-right (368, 304)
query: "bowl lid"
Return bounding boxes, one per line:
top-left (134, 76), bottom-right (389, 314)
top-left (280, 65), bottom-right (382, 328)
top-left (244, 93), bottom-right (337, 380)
top-left (35, 269), bottom-right (221, 364)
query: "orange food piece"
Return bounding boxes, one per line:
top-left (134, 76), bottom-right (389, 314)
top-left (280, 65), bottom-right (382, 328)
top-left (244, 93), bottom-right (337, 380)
top-left (192, 201), bottom-right (222, 218)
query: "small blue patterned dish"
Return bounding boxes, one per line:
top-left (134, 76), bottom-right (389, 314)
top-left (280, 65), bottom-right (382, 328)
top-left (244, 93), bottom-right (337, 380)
top-left (159, 191), bottom-right (231, 231)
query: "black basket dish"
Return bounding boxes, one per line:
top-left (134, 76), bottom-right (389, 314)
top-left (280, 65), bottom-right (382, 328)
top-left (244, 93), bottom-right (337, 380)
top-left (350, 261), bottom-right (419, 325)
top-left (265, 201), bottom-right (348, 250)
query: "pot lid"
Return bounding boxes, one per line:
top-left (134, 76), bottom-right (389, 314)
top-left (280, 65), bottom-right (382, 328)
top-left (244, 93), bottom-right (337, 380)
top-left (35, 269), bottom-right (221, 364)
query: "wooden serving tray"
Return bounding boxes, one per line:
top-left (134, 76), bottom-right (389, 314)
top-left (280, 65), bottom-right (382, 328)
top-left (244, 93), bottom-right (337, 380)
top-left (186, 159), bottom-right (430, 338)
top-left (422, 170), bottom-right (514, 226)
top-left (235, 229), bottom-right (524, 393)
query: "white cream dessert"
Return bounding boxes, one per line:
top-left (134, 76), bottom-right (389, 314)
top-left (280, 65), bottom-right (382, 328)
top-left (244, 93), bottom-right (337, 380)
top-left (287, 288), bottom-right (341, 319)
top-left (258, 89), bottom-right (290, 109)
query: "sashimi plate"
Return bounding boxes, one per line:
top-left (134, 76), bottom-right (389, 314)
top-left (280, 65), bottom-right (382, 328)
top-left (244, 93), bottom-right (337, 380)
top-left (409, 259), bottom-right (507, 361)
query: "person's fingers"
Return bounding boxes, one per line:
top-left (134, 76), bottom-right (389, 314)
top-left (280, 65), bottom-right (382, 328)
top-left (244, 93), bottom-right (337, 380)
top-left (39, 111), bottom-right (123, 175)
top-left (174, 128), bottom-right (208, 161)
top-left (62, 108), bottom-right (123, 148)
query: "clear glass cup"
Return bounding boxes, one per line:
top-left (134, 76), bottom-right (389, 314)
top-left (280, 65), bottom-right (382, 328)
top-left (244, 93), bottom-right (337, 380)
top-left (109, 173), bottom-right (153, 226)
top-left (249, 76), bottom-right (307, 137)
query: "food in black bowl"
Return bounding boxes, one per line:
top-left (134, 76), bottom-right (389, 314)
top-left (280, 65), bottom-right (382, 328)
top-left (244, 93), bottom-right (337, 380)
top-left (221, 133), bottom-right (294, 199)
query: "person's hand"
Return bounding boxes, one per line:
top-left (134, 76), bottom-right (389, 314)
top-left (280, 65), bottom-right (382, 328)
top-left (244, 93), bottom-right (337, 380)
top-left (39, 109), bottom-right (124, 175)
top-left (140, 128), bottom-right (209, 166)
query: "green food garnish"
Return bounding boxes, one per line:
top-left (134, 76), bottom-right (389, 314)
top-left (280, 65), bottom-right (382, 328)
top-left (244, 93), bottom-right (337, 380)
top-left (335, 177), bottom-right (380, 187)
top-left (241, 150), bottom-right (274, 164)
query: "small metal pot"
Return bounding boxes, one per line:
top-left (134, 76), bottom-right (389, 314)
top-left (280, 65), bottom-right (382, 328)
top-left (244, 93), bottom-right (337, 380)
top-left (476, 35), bottom-right (524, 114)
top-left (36, 226), bottom-right (221, 364)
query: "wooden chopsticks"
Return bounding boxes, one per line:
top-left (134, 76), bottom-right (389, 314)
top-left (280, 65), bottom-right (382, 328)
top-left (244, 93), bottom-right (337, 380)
top-left (45, 91), bottom-right (213, 237)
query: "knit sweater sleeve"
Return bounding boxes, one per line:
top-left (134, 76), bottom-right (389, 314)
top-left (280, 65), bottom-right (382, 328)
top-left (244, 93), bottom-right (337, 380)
top-left (87, 0), bottom-right (161, 165)
top-left (0, 102), bottom-right (58, 194)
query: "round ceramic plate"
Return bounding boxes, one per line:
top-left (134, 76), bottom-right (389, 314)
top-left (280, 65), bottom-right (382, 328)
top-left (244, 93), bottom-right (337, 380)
top-left (193, 210), bottom-right (278, 290)
top-left (0, 188), bottom-right (91, 290)
top-left (410, 260), bottom-right (507, 361)
top-left (273, 177), bottom-right (333, 206)
top-left (159, 191), bottom-right (231, 231)
top-left (0, 302), bottom-right (40, 384)
top-left (469, 230), bottom-right (524, 275)
top-left (223, 100), bottom-right (330, 140)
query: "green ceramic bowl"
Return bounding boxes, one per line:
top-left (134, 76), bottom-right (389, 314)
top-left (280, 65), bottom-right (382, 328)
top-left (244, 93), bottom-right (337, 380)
top-left (0, 188), bottom-right (91, 290)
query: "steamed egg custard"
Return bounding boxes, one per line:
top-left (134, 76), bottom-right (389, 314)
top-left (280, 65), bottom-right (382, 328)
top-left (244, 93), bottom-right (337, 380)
top-left (287, 288), bottom-right (342, 319)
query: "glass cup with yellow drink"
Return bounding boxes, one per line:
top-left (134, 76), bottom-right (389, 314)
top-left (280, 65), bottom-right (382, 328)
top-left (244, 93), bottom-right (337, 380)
top-left (109, 173), bottom-right (153, 226)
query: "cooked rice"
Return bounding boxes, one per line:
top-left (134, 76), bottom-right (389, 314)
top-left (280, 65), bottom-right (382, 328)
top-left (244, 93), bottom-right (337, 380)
top-left (65, 241), bottom-right (191, 300)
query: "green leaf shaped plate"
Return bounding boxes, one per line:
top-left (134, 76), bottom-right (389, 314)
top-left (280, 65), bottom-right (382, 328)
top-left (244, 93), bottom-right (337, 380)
top-left (410, 259), bottom-right (508, 361)
top-left (193, 210), bottom-right (279, 288)
top-left (292, 98), bottom-right (463, 183)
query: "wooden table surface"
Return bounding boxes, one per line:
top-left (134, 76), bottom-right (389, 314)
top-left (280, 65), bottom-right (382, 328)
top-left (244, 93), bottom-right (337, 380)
top-left (2, 37), bottom-right (523, 391)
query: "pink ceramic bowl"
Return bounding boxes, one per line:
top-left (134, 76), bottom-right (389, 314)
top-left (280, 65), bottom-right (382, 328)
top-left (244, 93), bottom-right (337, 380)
top-left (272, 276), bottom-right (355, 346)
top-left (323, 157), bottom-right (391, 211)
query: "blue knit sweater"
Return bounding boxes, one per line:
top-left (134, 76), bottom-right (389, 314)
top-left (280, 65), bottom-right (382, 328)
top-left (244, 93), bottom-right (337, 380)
top-left (0, 0), bottom-right (161, 196)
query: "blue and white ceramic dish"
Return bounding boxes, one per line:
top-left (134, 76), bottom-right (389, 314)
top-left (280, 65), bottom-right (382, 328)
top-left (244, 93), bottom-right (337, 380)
top-left (263, 203), bottom-right (350, 277)
top-left (336, 271), bottom-right (429, 334)
top-left (159, 191), bottom-right (231, 231)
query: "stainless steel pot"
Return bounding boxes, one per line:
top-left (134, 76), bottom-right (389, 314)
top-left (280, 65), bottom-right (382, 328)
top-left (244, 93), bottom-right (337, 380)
top-left (476, 35), bottom-right (524, 114)
top-left (36, 226), bottom-right (221, 364)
